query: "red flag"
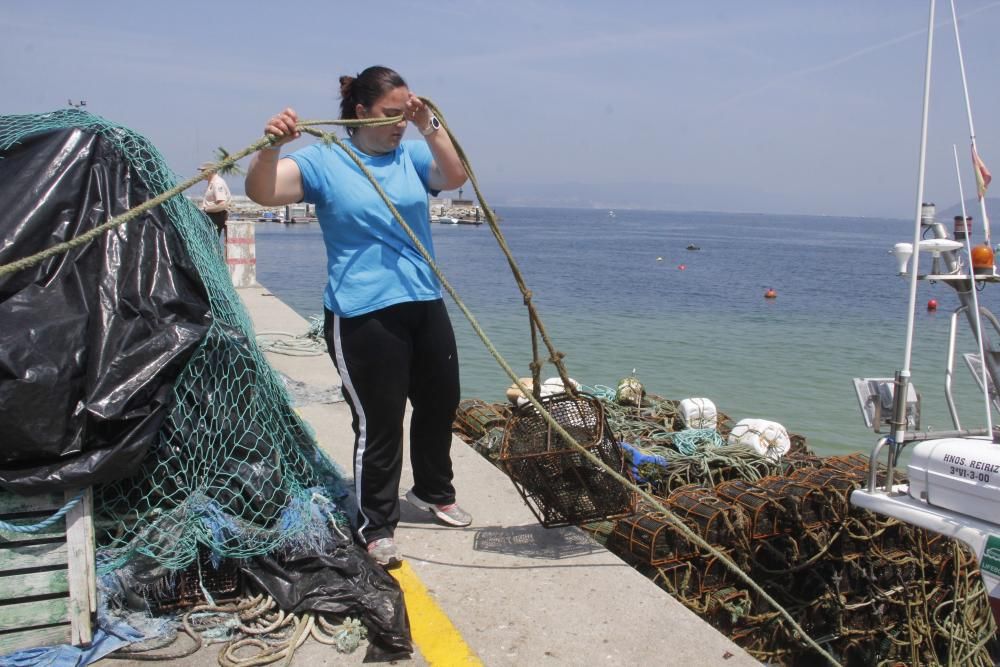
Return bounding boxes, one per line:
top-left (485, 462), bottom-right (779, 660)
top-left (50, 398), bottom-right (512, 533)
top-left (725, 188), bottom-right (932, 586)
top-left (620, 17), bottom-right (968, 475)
top-left (973, 145), bottom-right (992, 199)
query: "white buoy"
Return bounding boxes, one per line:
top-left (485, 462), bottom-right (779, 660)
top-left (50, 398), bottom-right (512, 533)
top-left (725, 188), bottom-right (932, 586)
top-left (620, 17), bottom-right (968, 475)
top-left (728, 419), bottom-right (791, 460)
top-left (679, 398), bottom-right (718, 430)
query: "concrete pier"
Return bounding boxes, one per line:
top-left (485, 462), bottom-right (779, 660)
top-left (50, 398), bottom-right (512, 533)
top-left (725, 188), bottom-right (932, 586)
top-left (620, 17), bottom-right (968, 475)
top-left (101, 285), bottom-right (759, 666)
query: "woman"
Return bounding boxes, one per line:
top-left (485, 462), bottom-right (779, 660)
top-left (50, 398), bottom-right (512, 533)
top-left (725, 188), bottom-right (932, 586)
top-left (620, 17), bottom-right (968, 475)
top-left (246, 66), bottom-right (470, 567)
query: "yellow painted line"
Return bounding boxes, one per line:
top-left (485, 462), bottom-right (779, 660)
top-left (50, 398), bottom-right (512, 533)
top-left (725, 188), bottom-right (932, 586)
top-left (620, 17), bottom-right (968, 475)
top-left (391, 561), bottom-right (483, 666)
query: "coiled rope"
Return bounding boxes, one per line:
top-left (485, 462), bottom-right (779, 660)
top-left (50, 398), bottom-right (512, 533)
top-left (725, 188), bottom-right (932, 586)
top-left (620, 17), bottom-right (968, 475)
top-left (0, 105), bottom-right (840, 666)
top-left (107, 594), bottom-right (367, 664)
top-left (255, 316), bottom-right (327, 356)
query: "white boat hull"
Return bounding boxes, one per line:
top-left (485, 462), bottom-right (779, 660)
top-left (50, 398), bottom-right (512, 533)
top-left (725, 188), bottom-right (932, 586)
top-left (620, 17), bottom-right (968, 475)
top-left (853, 463), bottom-right (1000, 626)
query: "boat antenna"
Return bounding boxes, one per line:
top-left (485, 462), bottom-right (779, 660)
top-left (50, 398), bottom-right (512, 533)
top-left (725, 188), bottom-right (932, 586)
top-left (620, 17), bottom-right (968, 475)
top-left (895, 0), bottom-right (937, 452)
top-left (950, 0), bottom-right (992, 245)
top-left (952, 143), bottom-right (994, 434)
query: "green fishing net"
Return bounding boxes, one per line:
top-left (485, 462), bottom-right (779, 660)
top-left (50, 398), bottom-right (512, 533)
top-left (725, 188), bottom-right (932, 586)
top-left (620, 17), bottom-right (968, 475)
top-left (0, 109), bottom-right (350, 575)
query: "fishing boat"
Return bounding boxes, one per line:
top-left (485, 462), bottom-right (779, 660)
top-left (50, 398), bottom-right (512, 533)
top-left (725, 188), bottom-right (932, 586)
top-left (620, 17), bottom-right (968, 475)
top-left (850, 0), bottom-right (1000, 630)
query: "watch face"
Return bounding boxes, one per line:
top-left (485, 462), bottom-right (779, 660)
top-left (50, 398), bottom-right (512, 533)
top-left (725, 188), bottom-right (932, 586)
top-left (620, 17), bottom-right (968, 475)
top-left (431, 116), bottom-right (441, 129)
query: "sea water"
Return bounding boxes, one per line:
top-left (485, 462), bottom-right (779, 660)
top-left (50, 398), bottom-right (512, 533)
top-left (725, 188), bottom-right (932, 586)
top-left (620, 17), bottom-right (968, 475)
top-left (254, 207), bottom-right (998, 457)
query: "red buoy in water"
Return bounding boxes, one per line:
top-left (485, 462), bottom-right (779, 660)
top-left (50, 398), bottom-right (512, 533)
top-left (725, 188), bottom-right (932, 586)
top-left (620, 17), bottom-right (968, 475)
top-left (764, 288), bottom-right (777, 299)
top-left (678, 264), bottom-right (686, 270)
top-left (927, 298), bottom-right (938, 311)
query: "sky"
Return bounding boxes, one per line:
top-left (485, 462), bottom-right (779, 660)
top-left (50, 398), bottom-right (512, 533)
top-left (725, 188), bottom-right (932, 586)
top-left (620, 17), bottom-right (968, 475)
top-left (5, 1), bottom-right (1000, 218)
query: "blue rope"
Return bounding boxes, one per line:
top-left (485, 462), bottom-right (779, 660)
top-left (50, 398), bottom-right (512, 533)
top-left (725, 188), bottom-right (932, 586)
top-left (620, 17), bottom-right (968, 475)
top-left (577, 384), bottom-right (617, 401)
top-left (0, 491), bottom-right (84, 534)
top-left (672, 428), bottom-right (725, 455)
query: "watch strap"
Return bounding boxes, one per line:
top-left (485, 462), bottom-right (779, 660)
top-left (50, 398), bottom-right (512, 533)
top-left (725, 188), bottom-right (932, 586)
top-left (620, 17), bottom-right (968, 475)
top-left (421, 116), bottom-right (441, 136)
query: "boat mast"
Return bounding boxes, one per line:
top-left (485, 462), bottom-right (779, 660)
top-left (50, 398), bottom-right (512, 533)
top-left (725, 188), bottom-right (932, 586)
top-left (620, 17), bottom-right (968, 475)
top-left (950, 0), bottom-right (992, 245)
top-left (894, 0), bottom-right (937, 452)
top-left (950, 0), bottom-right (1000, 434)
top-left (952, 144), bottom-right (994, 434)
top-left (949, 0), bottom-right (1000, 434)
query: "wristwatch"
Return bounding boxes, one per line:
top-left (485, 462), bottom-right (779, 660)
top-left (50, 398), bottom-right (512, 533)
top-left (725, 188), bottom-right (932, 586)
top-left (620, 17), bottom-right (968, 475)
top-left (421, 115), bottom-right (441, 136)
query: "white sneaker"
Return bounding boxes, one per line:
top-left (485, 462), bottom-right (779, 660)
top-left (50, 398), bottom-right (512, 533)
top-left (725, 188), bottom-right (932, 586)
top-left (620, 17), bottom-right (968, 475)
top-left (405, 489), bottom-right (472, 527)
top-left (366, 537), bottom-right (402, 568)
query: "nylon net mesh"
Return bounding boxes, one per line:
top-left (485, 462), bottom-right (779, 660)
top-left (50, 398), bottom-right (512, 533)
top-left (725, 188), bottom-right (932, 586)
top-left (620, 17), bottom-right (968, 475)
top-left (0, 109), bottom-right (350, 574)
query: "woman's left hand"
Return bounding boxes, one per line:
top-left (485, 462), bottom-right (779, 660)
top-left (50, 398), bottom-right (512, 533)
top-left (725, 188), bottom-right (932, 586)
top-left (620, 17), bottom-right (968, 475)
top-left (405, 94), bottom-right (433, 132)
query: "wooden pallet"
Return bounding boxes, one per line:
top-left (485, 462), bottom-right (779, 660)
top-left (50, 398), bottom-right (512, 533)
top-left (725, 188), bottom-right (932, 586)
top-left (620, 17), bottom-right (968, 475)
top-left (0, 488), bottom-right (96, 654)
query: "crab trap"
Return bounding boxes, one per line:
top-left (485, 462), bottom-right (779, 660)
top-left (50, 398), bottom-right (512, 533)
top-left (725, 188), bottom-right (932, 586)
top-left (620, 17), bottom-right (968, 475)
top-left (714, 478), bottom-right (788, 539)
top-left (608, 486), bottom-right (748, 566)
top-left (609, 506), bottom-right (700, 566)
top-left (499, 392), bottom-right (637, 527)
top-left (151, 547), bottom-right (242, 612)
top-left (453, 399), bottom-right (511, 443)
top-left (755, 476), bottom-right (832, 529)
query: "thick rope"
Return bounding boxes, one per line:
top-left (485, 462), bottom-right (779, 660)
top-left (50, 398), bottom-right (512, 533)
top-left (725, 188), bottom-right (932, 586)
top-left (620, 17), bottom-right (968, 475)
top-left (255, 332), bottom-right (326, 357)
top-left (0, 491), bottom-right (83, 534)
top-left (422, 99), bottom-right (576, 395)
top-left (0, 107), bottom-right (839, 665)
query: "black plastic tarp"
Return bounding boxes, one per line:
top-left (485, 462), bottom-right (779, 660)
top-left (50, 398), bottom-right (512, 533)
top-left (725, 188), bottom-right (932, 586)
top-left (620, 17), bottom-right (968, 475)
top-left (243, 549), bottom-right (413, 662)
top-left (0, 124), bottom-right (212, 492)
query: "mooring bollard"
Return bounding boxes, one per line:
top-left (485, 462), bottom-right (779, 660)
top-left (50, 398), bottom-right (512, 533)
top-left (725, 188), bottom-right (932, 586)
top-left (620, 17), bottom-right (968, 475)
top-left (225, 220), bottom-right (257, 287)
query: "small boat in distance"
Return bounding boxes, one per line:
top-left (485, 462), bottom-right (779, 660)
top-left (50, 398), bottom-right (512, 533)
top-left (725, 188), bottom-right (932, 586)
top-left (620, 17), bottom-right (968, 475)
top-left (256, 212), bottom-right (284, 223)
top-left (686, 244), bottom-right (701, 251)
top-left (431, 215), bottom-right (459, 224)
top-left (608, 210), bottom-right (616, 218)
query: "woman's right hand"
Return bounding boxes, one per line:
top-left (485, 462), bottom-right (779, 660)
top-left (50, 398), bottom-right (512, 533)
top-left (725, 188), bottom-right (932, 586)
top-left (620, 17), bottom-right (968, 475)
top-left (264, 108), bottom-right (300, 148)
top-left (247, 107), bottom-right (305, 205)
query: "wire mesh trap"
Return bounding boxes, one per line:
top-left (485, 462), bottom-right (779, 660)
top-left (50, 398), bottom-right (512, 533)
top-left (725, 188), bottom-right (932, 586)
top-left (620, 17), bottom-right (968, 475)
top-left (453, 399), bottom-right (511, 443)
top-left (608, 486), bottom-right (748, 567)
top-left (714, 478), bottom-right (788, 540)
top-left (755, 476), bottom-right (831, 529)
top-left (609, 506), bottom-right (700, 566)
top-left (499, 392), bottom-right (637, 527)
top-left (152, 546), bottom-right (242, 612)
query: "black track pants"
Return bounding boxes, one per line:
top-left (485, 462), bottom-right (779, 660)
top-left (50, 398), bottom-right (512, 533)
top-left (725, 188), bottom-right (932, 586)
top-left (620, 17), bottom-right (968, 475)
top-left (324, 299), bottom-right (460, 544)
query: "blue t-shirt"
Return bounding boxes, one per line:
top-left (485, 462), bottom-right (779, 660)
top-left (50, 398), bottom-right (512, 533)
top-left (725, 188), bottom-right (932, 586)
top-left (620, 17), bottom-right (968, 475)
top-left (288, 139), bottom-right (441, 317)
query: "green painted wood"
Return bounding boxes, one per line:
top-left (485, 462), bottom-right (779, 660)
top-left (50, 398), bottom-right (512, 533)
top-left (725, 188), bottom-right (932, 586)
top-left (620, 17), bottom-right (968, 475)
top-left (0, 492), bottom-right (63, 516)
top-left (0, 525), bottom-right (66, 544)
top-left (0, 597), bottom-right (69, 630)
top-left (0, 569), bottom-right (69, 600)
top-left (0, 624), bottom-right (72, 653)
top-left (0, 541), bottom-right (68, 571)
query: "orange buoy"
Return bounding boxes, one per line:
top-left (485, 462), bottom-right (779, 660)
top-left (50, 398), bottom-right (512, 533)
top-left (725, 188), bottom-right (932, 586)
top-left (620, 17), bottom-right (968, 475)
top-left (678, 264), bottom-right (686, 270)
top-left (972, 243), bottom-right (995, 275)
top-left (764, 288), bottom-right (777, 299)
top-left (927, 298), bottom-right (938, 311)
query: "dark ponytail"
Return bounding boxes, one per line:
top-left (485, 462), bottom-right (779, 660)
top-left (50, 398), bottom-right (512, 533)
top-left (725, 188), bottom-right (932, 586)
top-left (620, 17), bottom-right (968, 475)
top-left (339, 66), bottom-right (407, 135)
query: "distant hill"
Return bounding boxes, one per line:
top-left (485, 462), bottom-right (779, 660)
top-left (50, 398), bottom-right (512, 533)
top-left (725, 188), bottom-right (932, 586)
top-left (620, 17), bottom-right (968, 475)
top-left (937, 197), bottom-right (1000, 220)
top-left (479, 180), bottom-right (825, 216)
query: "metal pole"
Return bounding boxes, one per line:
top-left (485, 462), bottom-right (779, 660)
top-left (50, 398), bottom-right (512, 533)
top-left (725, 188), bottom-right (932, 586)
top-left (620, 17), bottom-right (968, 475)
top-left (952, 144), bottom-right (994, 434)
top-left (896, 0), bottom-right (938, 448)
top-left (950, 0), bottom-right (992, 244)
